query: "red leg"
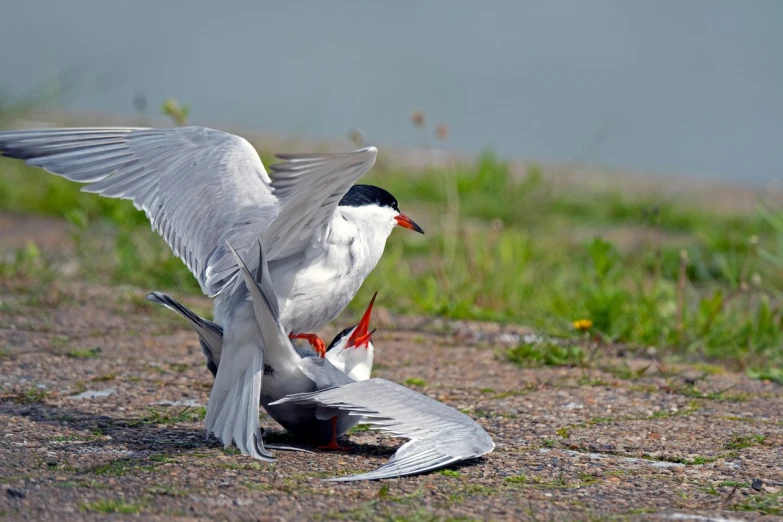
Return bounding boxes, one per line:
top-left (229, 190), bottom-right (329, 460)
top-left (317, 417), bottom-right (345, 451)
top-left (289, 333), bottom-right (326, 358)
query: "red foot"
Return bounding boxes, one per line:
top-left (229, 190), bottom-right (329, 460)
top-left (289, 333), bottom-right (326, 358)
top-left (317, 439), bottom-right (346, 451)
top-left (317, 417), bottom-right (345, 451)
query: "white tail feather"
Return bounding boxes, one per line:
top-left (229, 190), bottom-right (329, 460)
top-left (204, 343), bottom-right (274, 461)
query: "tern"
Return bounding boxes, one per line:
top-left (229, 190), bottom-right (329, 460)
top-left (146, 288), bottom-right (376, 447)
top-left (0, 126), bottom-right (423, 355)
top-left (214, 239), bottom-right (494, 480)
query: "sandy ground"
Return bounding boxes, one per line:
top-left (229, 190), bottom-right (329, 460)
top-left (0, 283), bottom-right (781, 519)
top-left (0, 217), bottom-right (782, 521)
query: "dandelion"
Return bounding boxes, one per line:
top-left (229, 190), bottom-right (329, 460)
top-left (410, 109), bottom-right (425, 128)
top-left (435, 124), bottom-right (449, 141)
top-left (573, 319), bottom-right (593, 332)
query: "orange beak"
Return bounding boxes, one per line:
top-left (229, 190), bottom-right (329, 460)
top-left (347, 292), bottom-right (377, 349)
top-left (394, 213), bottom-right (424, 234)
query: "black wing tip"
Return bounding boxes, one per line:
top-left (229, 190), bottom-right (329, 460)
top-left (273, 146), bottom-right (377, 162)
top-left (145, 291), bottom-right (166, 303)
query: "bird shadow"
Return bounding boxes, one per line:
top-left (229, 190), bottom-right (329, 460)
top-left (1, 400), bottom-right (400, 462)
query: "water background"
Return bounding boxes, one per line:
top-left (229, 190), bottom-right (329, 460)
top-left (1, 1), bottom-right (782, 185)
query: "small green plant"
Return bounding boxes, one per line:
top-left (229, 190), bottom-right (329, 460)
top-left (66, 347), bottom-right (100, 359)
top-left (437, 469), bottom-right (461, 477)
top-left (724, 434), bottom-right (766, 450)
top-left (348, 424), bottom-right (372, 434)
top-left (161, 97), bottom-right (190, 126)
top-left (80, 499), bottom-right (142, 514)
top-left (506, 340), bottom-right (583, 367)
top-left (92, 372), bottom-right (118, 382)
top-left (729, 491), bottom-right (783, 516)
top-left (1, 385), bottom-right (52, 403)
top-left (504, 475), bottom-right (528, 484)
top-left (130, 406), bottom-right (203, 426)
top-left (405, 377), bottom-right (426, 387)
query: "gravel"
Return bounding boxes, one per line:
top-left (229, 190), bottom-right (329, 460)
top-left (1, 279), bottom-right (782, 521)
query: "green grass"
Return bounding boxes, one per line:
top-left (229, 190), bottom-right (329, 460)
top-left (130, 406), bottom-right (205, 426)
top-left (65, 347), bottom-right (100, 359)
top-left (724, 434), bottom-right (766, 450)
top-left (729, 492), bottom-right (783, 516)
top-left (1, 385), bottom-right (52, 403)
top-left (504, 475), bottom-right (528, 484)
top-left (506, 340), bottom-right (583, 367)
top-left (80, 499), bottom-right (142, 514)
top-left (348, 423), bottom-right (372, 434)
top-left (404, 377), bottom-right (426, 387)
top-left (1, 134), bottom-right (783, 373)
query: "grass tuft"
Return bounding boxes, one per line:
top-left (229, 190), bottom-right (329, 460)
top-left (80, 499), bottom-right (142, 514)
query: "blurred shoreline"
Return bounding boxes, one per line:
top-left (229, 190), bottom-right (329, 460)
top-left (15, 109), bottom-right (783, 216)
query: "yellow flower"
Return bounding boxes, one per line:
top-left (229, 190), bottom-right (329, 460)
top-left (573, 319), bottom-right (593, 332)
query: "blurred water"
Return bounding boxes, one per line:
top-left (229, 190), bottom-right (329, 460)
top-left (1, 1), bottom-right (782, 184)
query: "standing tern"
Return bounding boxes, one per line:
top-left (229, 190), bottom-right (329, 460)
top-left (0, 126), bottom-right (423, 355)
top-left (219, 239), bottom-right (493, 480)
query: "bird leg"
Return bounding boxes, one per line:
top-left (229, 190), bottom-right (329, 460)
top-left (288, 333), bottom-right (326, 358)
top-left (317, 417), bottom-right (345, 451)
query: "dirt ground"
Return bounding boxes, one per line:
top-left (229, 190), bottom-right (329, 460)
top-left (1, 217), bottom-right (782, 521)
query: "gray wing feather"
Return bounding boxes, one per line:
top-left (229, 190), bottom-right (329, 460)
top-left (204, 147), bottom-right (378, 296)
top-left (0, 127), bottom-right (276, 297)
top-left (297, 357), bottom-right (356, 389)
top-left (0, 128), bottom-right (378, 301)
top-left (256, 147), bottom-right (377, 261)
top-left (207, 147), bottom-right (378, 290)
top-left (269, 378), bottom-right (494, 481)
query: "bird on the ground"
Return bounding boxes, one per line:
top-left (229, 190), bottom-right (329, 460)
top-left (0, 126), bottom-right (423, 356)
top-left (145, 288), bottom-right (376, 447)
top-left (214, 238), bottom-right (493, 480)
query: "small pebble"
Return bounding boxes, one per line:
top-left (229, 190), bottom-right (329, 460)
top-left (6, 487), bottom-right (26, 499)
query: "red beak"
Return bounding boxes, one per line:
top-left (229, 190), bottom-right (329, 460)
top-left (347, 292), bottom-right (377, 349)
top-left (394, 213), bottom-right (424, 234)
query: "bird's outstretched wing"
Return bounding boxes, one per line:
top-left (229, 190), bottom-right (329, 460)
top-left (270, 378), bottom-right (495, 481)
top-left (210, 147), bottom-right (378, 288)
top-left (0, 127), bottom-right (276, 296)
top-left (0, 128), bottom-right (377, 298)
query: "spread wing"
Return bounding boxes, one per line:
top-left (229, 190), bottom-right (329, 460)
top-left (213, 147), bottom-right (379, 287)
top-left (270, 379), bottom-right (495, 481)
top-left (0, 128), bottom-right (377, 298)
top-left (0, 126), bottom-right (276, 296)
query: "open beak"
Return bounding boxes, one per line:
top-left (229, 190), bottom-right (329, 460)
top-left (394, 213), bottom-right (425, 234)
top-left (347, 292), bottom-right (377, 349)
top-left (353, 328), bottom-right (376, 349)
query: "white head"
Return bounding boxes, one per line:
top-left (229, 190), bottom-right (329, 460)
top-left (325, 292), bottom-right (377, 381)
top-left (337, 184), bottom-right (424, 238)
